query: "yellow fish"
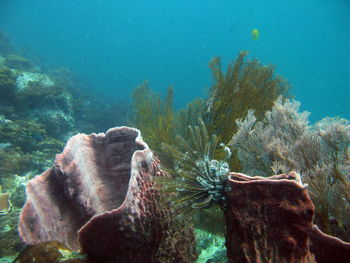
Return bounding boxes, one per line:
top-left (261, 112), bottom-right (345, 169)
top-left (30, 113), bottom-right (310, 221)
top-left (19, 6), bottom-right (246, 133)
top-left (251, 28), bottom-right (260, 40)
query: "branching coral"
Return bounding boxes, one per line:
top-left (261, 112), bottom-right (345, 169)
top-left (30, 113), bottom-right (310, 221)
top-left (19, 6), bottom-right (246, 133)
top-left (230, 97), bottom-right (350, 241)
top-left (158, 119), bottom-right (230, 219)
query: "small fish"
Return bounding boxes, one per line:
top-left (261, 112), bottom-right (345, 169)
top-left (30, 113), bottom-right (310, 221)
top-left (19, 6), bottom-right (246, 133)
top-left (251, 28), bottom-right (260, 40)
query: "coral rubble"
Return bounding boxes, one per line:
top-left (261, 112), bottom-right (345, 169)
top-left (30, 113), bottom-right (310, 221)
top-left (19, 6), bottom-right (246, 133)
top-left (19, 127), bottom-right (196, 263)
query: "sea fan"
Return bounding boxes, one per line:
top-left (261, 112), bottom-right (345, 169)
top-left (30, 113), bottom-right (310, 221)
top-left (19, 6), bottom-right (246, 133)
top-left (157, 119), bottom-right (230, 219)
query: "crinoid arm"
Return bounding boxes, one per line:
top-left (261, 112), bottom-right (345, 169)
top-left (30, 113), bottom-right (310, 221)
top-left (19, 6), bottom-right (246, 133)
top-left (155, 119), bottom-right (230, 220)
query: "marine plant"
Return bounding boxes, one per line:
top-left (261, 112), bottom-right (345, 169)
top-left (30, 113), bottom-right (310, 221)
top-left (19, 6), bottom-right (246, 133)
top-left (230, 97), bottom-right (350, 241)
top-left (158, 119), bottom-right (231, 219)
top-left (206, 51), bottom-right (290, 146)
top-left (173, 98), bottom-right (207, 138)
top-left (132, 81), bottom-right (174, 154)
top-left (129, 51), bottom-right (292, 228)
top-left (131, 52), bottom-right (290, 171)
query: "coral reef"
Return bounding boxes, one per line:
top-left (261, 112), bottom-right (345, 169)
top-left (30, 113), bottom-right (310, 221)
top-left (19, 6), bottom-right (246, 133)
top-left (0, 31), bottom-right (130, 260)
top-left (19, 127), bottom-right (197, 263)
top-left (1, 29), bottom-right (348, 262)
top-left (0, 117), bottom-right (64, 177)
top-left (131, 52), bottom-right (290, 171)
top-left (15, 72), bottom-right (54, 91)
top-left (230, 98), bottom-right (350, 241)
top-left (0, 119), bottom-right (47, 152)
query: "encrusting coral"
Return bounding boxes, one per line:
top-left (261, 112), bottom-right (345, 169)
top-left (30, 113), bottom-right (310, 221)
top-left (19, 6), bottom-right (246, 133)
top-left (230, 97), bottom-right (350, 241)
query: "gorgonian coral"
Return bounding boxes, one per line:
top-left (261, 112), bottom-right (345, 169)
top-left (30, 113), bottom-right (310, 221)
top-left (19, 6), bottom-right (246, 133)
top-left (230, 97), bottom-right (350, 241)
top-left (158, 119), bottom-right (231, 219)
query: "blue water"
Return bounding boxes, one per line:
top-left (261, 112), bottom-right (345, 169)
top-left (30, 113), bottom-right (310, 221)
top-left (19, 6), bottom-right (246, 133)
top-left (1, 0), bottom-right (349, 122)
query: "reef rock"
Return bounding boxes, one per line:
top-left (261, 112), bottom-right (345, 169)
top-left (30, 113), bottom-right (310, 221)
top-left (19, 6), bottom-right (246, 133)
top-left (19, 127), bottom-right (196, 263)
top-left (15, 72), bottom-right (54, 91)
top-left (13, 241), bottom-right (87, 263)
top-left (224, 172), bottom-right (350, 263)
top-left (5, 54), bottom-right (32, 70)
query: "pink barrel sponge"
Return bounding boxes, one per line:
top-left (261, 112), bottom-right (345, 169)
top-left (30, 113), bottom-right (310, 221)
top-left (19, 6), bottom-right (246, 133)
top-left (18, 127), bottom-right (196, 263)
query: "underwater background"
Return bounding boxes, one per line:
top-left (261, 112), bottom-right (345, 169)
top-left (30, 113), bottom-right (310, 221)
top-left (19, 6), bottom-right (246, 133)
top-left (0, 0), bottom-right (349, 262)
top-left (0, 0), bottom-right (349, 121)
